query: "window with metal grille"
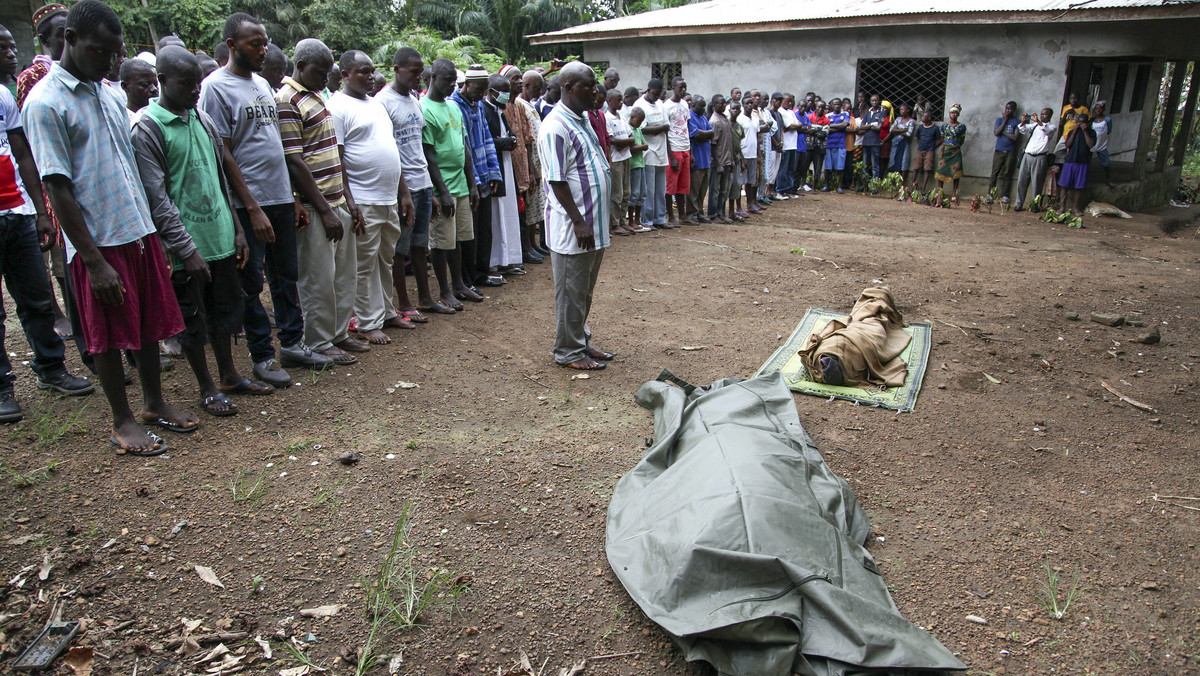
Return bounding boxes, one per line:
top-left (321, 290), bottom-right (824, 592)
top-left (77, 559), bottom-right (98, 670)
top-left (651, 62), bottom-right (682, 86)
top-left (855, 58), bottom-right (949, 120)
top-left (1129, 63), bottom-right (1152, 112)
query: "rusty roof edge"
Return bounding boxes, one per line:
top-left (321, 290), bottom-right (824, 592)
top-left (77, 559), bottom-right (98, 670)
top-left (527, 3), bottom-right (1200, 44)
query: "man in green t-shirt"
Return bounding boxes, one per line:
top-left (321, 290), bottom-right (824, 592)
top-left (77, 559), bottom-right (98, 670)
top-left (132, 47), bottom-right (266, 417)
top-left (420, 58), bottom-right (478, 311)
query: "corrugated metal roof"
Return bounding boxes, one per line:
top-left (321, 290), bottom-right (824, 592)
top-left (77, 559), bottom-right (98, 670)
top-left (530, 0), bottom-right (1193, 41)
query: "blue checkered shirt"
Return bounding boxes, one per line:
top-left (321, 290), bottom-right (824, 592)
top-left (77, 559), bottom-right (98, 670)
top-left (22, 64), bottom-right (155, 261)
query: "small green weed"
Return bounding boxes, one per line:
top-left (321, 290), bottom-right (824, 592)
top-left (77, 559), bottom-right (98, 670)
top-left (355, 502), bottom-right (470, 675)
top-left (311, 479), bottom-right (349, 513)
top-left (788, 247), bottom-right (808, 255)
top-left (230, 468), bottom-right (270, 504)
top-left (1036, 563), bottom-right (1083, 620)
top-left (31, 402), bottom-right (89, 448)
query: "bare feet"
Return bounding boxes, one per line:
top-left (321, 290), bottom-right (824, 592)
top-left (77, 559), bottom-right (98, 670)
top-left (560, 357), bottom-right (606, 370)
top-left (359, 329), bottom-right (391, 345)
top-left (382, 316), bottom-right (416, 330)
top-left (111, 419), bottom-right (164, 454)
top-left (439, 292), bottom-right (464, 311)
top-left (316, 347), bottom-right (358, 365)
top-left (141, 403), bottom-right (199, 432)
top-left (335, 337), bottom-right (371, 353)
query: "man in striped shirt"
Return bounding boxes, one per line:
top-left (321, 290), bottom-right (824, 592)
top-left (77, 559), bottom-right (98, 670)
top-left (537, 62), bottom-right (613, 371)
top-left (276, 38), bottom-right (366, 367)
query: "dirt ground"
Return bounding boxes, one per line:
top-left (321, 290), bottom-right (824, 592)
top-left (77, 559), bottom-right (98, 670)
top-left (2, 192), bottom-right (1199, 676)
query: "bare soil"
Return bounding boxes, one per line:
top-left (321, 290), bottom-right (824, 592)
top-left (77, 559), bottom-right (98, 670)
top-left (2, 193), bottom-right (1199, 676)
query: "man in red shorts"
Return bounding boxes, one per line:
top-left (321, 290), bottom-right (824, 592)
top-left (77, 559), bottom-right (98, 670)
top-left (24, 0), bottom-right (196, 455)
top-left (663, 76), bottom-right (691, 226)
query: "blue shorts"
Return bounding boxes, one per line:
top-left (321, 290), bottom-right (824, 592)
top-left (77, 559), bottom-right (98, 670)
top-left (825, 147), bottom-right (847, 171)
top-left (398, 187), bottom-right (433, 252)
top-left (1097, 149), bottom-right (1110, 167)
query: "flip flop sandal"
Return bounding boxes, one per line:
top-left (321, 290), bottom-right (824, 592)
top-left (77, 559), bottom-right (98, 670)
top-left (218, 376), bottom-right (275, 396)
top-left (399, 309), bottom-right (429, 323)
top-left (110, 432), bottom-right (168, 456)
top-left (201, 393), bottom-right (239, 417)
top-left (559, 359), bottom-right (606, 371)
top-left (144, 416), bottom-right (199, 434)
top-left (586, 349), bottom-right (616, 361)
top-left (417, 302), bottom-right (457, 315)
top-left (611, 228), bottom-right (630, 236)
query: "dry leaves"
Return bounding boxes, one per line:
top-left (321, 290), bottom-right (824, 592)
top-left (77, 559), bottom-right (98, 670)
top-left (194, 565), bottom-right (224, 589)
top-left (299, 604), bottom-right (343, 618)
top-left (63, 646), bottom-right (94, 675)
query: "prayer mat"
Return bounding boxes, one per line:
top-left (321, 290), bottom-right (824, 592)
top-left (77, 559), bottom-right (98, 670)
top-left (756, 309), bottom-right (932, 412)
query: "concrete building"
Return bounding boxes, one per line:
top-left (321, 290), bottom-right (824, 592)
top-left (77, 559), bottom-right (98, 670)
top-left (531, 0), bottom-right (1200, 208)
top-left (1, 2), bottom-right (37, 76)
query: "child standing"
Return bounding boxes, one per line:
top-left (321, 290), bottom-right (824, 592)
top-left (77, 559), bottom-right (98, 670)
top-left (627, 107), bottom-right (651, 232)
top-left (911, 110), bottom-right (942, 194)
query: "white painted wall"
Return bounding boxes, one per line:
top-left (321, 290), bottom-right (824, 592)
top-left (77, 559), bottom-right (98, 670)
top-left (583, 18), bottom-right (1198, 185)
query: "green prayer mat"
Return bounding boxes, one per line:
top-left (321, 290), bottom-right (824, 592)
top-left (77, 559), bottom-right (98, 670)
top-left (755, 309), bottom-right (932, 412)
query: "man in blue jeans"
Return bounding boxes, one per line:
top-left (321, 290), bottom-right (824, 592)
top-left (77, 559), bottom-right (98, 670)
top-left (1, 79), bottom-right (94, 422)
top-left (988, 100), bottom-right (1020, 204)
top-left (860, 94), bottom-right (885, 180)
top-left (200, 13), bottom-right (332, 387)
top-left (632, 79), bottom-right (670, 229)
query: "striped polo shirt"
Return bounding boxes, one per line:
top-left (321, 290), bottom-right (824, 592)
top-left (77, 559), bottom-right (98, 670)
top-left (276, 76), bottom-right (345, 208)
top-left (537, 102), bottom-right (610, 256)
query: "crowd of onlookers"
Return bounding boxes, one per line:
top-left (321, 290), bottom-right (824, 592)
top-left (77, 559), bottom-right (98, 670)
top-left (596, 82), bottom-right (1112, 222)
top-left (0, 1), bottom-right (1113, 454)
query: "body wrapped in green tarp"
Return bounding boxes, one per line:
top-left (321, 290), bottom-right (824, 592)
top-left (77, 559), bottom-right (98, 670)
top-left (606, 372), bottom-right (966, 676)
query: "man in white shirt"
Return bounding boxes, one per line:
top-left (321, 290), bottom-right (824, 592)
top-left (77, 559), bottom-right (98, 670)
top-left (606, 89), bottom-right (636, 235)
top-left (663, 76), bottom-right (691, 225)
top-left (1014, 107), bottom-right (1058, 212)
top-left (378, 47), bottom-right (448, 317)
top-left (327, 50), bottom-right (416, 345)
top-left (631, 79), bottom-right (670, 229)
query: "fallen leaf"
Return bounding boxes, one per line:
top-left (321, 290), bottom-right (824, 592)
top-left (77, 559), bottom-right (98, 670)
top-left (631, 288), bottom-right (648, 292)
top-left (38, 553), bottom-right (54, 581)
top-left (982, 372), bottom-right (1001, 384)
top-left (182, 618), bottom-right (205, 634)
top-left (279, 666), bottom-right (312, 676)
top-left (253, 635), bottom-right (273, 660)
top-left (299, 604), bottom-right (343, 618)
top-left (63, 646), bottom-right (94, 675)
top-left (559, 660), bottom-right (587, 676)
top-left (194, 565), bottom-right (225, 589)
top-left (388, 653), bottom-right (404, 674)
top-left (680, 345), bottom-right (706, 351)
top-left (396, 381), bottom-right (419, 389)
top-left (177, 636), bottom-right (201, 657)
top-left (196, 643), bottom-right (229, 664)
top-left (206, 654), bottom-right (245, 673)
top-left (6, 533), bottom-right (46, 545)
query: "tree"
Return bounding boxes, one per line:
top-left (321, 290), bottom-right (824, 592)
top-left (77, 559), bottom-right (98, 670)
top-left (107, 0), bottom-right (229, 52)
top-left (303, 0), bottom-right (393, 54)
top-left (413, 0), bottom-right (586, 65)
top-left (371, 26), bottom-right (505, 73)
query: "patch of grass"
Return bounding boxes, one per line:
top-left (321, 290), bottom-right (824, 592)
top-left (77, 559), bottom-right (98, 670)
top-left (279, 640), bottom-right (326, 671)
top-left (230, 468), bottom-right (270, 504)
top-left (284, 438), bottom-right (318, 455)
top-left (356, 502), bottom-right (469, 676)
top-left (310, 479), bottom-right (348, 513)
top-left (788, 247), bottom-right (808, 255)
top-left (601, 604), bottom-right (626, 640)
top-left (1035, 563), bottom-right (1083, 620)
top-left (30, 402), bottom-right (89, 448)
top-left (2, 460), bottom-right (63, 488)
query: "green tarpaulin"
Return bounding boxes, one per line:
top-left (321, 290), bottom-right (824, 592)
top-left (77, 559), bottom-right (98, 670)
top-left (606, 372), bottom-right (966, 676)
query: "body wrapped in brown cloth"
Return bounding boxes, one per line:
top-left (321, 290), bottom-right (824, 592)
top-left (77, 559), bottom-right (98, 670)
top-left (800, 287), bottom-right (911, 388)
